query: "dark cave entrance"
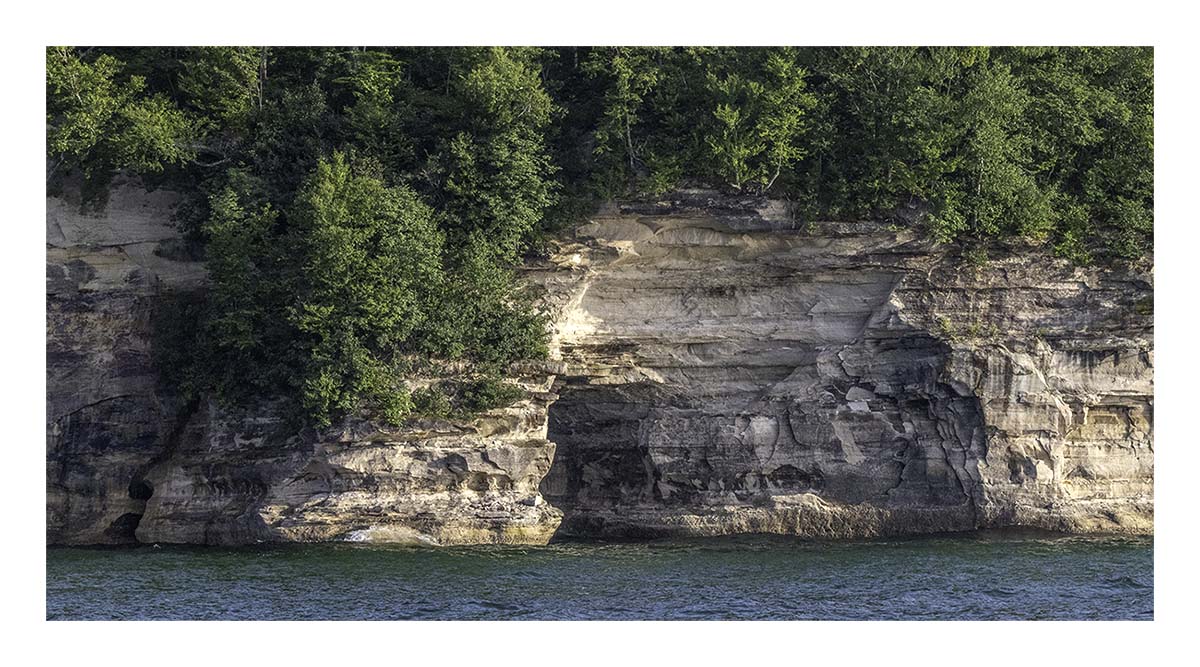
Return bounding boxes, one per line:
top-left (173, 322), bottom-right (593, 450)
top-left (541, 379), bottom-right (668, 537)
top-left (128, 478), bottom-right (154, 501)
top-left (103, 478), bottom-right (156, 541)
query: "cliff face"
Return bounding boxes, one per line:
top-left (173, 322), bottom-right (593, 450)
top-left (530, 192), bottom-right (1152, 538)
top-left (47, 182), bottom-right (206, 544)
top-left (47, 181), bottom-right (560, 546)
top-left (46, 186), bottom-right (1152, 545)
top-left (130, 383), bottom-right (561, 546)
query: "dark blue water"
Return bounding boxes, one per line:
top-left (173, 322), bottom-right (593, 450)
top-left (46, 531), bottom-right (1152, 620)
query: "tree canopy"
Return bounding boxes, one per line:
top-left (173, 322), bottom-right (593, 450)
top-left (48, 46), bottom-right (1153, 425)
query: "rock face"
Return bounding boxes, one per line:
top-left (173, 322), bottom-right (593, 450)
top-left (47, 185), bottom-right (1152, 545)
top-left (529, 191), bottom-right (1153, 538)
top-left (47, 181), bottom-right (206, 544)
top-left (131, 384), bottom-right (561, 546)
top-left (46, 181), bottom-right (560, 545)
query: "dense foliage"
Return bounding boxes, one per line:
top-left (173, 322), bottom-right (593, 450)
top-left (563, 47), bottom-right (1152, 262)
top-left (48, 46), bottom-right (1153, 425)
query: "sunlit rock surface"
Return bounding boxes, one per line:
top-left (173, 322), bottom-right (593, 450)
top-left (529, 191), bottom-right (1152, 538)
top-left (132, 382), bottom-right (561, 546)
top-left (47, 185), bottom-right (1152, 544)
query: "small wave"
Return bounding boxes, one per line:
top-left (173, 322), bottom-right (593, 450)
top-left (1104, 575), bottom-right (1152, 590)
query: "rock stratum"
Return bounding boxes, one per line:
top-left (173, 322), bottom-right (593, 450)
top-left (47, 185), bottom-right (1153, 545)
top-left (533, 193), bottom-right (1152, 538)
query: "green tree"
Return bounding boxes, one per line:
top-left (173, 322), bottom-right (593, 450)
top-left (419, 230), bottom-right (549, 365)
top-left (757, 49), bottom-right (817, 192)
top-left (801, 47), bottom-right (967, 218)
top-left (201, 186), bottom-right (286, 400)
top-left (440, 47), bottom-right (559, 262)
top-left (46, 46), bottom-right (198, 194)
top-left (285, 153), bottom-right (446, 425)
top-left (247, 82), bottom-right (336, 207)
top-left (701, 49), bottom-right (816, 192)
top-left (999, 47), bottom-right (1153, 260)
top-left (335, 50), bottom-right (415, 172)
top-left (705, 73), bottom-right (763, 191)
top-left (948, 59), bottom-right (1049, 242)
top-left (583, 47), bottom-right (664, 186)
top-left (179, 47), bottom-right (264, 130)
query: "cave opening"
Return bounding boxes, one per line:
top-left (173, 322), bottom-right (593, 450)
top-left (128, 478), bottom-right (154, 501)
top-left (541, 379), bottom-right (665, 538)
top-left (104, 512), bottom-right (144, 542)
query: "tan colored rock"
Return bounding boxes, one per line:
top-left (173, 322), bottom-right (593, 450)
top-left (47, 185), bottom-right (1152, 545)
top-left (132, 389), bottom-right (562, 546)
top-left (530, 190), bottom-right (1152, 538)
top-left (47, 178), bottom-right (205, 545)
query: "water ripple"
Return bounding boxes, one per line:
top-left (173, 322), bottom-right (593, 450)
top-left (47, 531), bottom-right (1152, 621)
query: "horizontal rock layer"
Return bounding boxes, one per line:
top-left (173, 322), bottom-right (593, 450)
top-left (529, 191), bottom-right (1152, 538)
top-left (132, 387), bottom-right (561, 546)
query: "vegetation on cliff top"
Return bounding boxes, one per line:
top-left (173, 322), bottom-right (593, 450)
top-left (47, 46), bottom-right (1153, 426)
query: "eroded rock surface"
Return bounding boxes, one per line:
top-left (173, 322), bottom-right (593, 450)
top-left (47, 185), bottom-right (1152, 544)
top-left (47, 181), bottom-right (205, 544)
top-left (529, 191), bottom-right (1153, 538)
top-left (132, 379), bottom-right (562, 546)
top-left (46, 181), bottom-right (561, 545)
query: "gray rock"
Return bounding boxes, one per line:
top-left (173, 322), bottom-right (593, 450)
top-left (46, 180), bottom-right (561, 546)
top-left (47, 185), bottom-right (1153, 545)
top-left (527, 190), bottom-right (1153, 538)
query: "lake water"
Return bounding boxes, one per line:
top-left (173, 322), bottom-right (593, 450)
top-left (46, 531), bottom-right (1152, 620)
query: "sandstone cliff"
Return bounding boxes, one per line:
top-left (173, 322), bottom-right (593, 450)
top-left (532, 191), bottom-right (1152, 538)
top-left (46, 185), bottom-right (1153, 545)
top-left (47, 181), bottom-right (205, 544)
